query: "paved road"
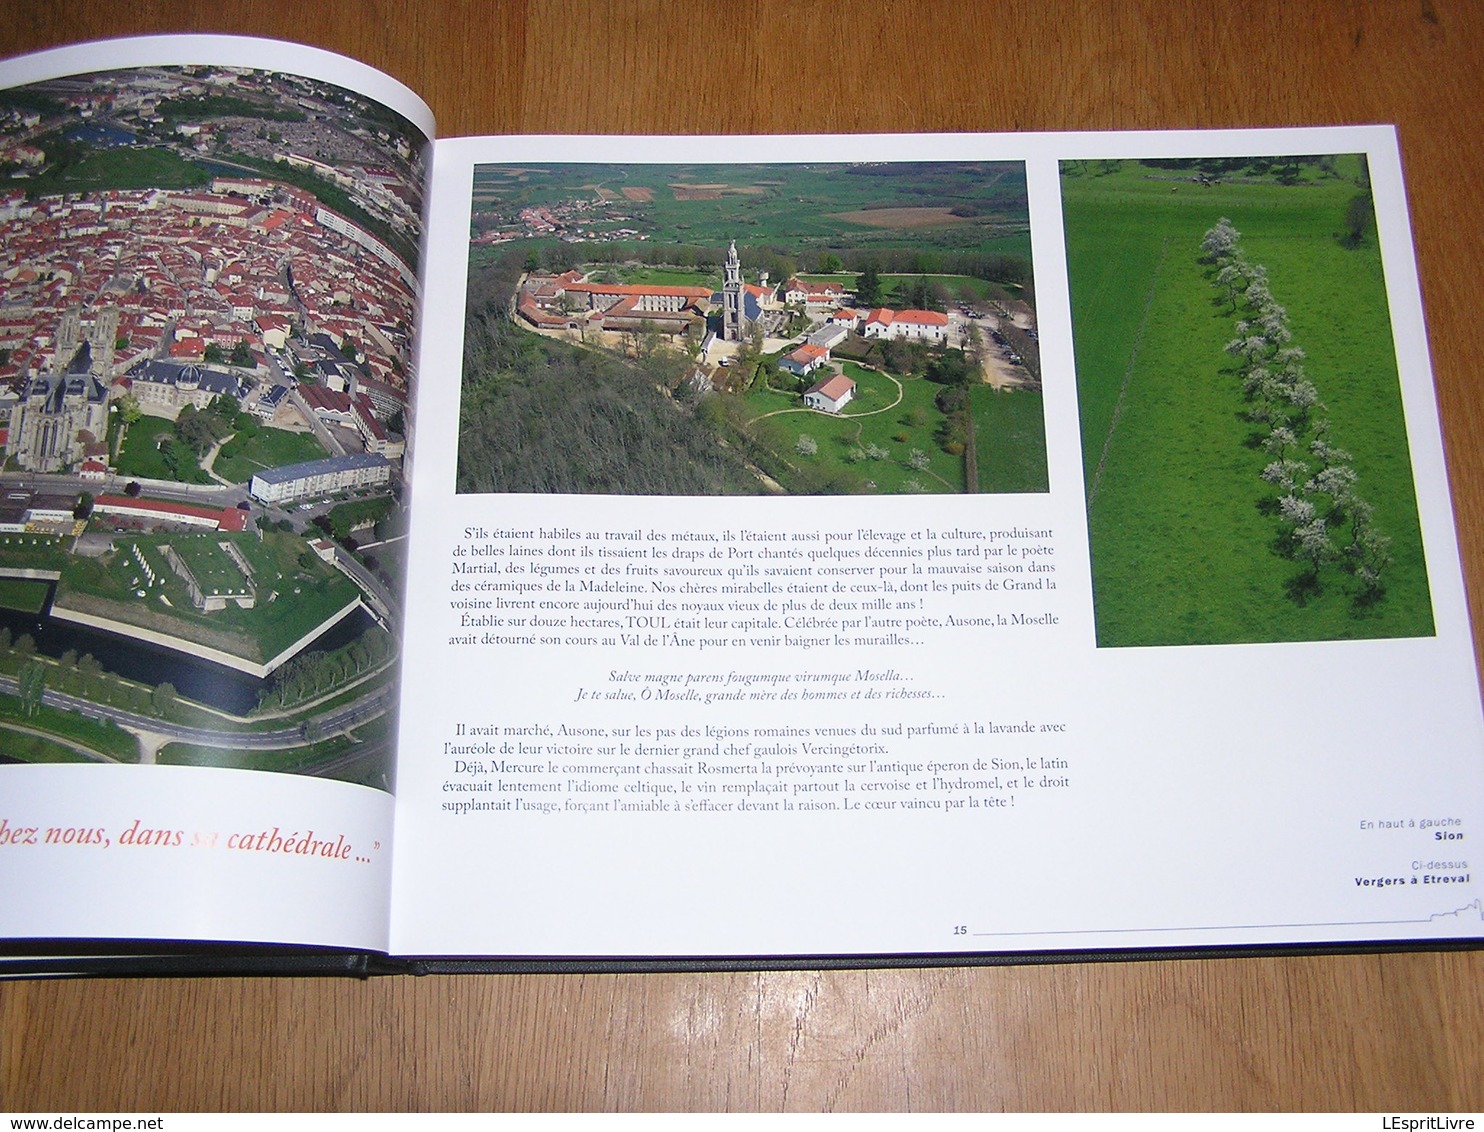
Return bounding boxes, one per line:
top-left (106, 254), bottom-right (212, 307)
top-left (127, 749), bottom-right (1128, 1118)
top-left (0, 671), bottom-right (394, 752)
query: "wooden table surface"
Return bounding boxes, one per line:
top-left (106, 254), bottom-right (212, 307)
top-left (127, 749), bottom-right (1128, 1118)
top-left (4, 0), bottom-right (1484, 1112)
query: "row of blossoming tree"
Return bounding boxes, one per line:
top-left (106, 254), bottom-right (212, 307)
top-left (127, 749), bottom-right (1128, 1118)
top-left (1202, 217), bottom-right (1391, 604)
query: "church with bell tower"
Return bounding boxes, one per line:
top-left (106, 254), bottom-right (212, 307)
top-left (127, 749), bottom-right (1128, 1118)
top-left (722, 239), bottom-right (746, 341)
top-left (6, 306), bottom-right (113, 474)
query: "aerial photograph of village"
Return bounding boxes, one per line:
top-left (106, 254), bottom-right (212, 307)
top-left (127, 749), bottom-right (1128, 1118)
top-left (458, 160), bottom-right (1045, 497)
top-left (0, 60), bottom-right (424, 790)
top-left (1063, 154), bottom-right (1433, 647)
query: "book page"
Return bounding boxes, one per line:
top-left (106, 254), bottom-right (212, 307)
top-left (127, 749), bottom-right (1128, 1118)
top-left (0, 37), bottom-right (430, 953)
top-left (390, 129), bottom-right (1484, 960)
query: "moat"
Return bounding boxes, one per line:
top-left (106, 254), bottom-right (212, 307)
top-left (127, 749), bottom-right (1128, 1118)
top-left (0, 588), bottom-right (375, 715)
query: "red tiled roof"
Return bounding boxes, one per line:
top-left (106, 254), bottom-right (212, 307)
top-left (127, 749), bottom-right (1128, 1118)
top-left (354, 394), bottom-right (386, 441)
top-left (896, 309), bottom-right (949, 326)
top-left (864, 307), bottom-right (948, 327)
top-left (96, 494), bottom-right (246, 531)
top-left (806, 373), bottom-right (855, 401)
top-left (564, 281), bottom-right (712, 300)
top-left (299, 384), bottom-right (352, 413)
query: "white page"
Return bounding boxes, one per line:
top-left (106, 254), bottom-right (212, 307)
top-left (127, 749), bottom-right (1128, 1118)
top-left (0, 36), bottom-right (431, 953)
top-left (390, 128), bottom-right (1484, 959)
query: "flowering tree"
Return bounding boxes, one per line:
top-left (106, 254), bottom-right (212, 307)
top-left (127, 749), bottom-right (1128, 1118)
top-left (1203, 221), bottom-right (1387, 604)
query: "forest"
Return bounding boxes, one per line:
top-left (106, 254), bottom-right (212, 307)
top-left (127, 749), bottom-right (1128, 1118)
top-left (508, 238), bottom-right (1034, 303)
top-left (457, 254), bottom-right (765, 496)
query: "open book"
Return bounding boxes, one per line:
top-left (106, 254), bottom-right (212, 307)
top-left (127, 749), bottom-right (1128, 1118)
top-left (0, 35), bottom-right (1479, 975)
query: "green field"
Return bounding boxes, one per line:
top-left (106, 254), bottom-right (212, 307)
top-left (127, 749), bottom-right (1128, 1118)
top-left (740, 362), bottom-right (959, 493)
top-left (0, 690), bottom-right (139, 763)
top-left (0, 578), bottom-right (48, 613)
top-left (879, 273), bottom-right (1005, 303)
top-left (213, 425), bottom-right (327, 483)
top-left (0, 536), bottom-right (68, 572)
top-left (115, 413), bottom-right (212, 484)
top-left (613, 265), bottom-right (722, 288)
top-left (114, 412), bottom-right (324, 486)
top-left (971, 387), bottom-right (1048, 494)
top-left (159, 713), bottom-right (394, 791)
top-left (1062, 158), bottom-right (1433, 646)
top-left (0, 725), bottom-right (97, 763)
top-left (58, 528), bottom-right (361, 665)
top-left (472, 161), bottom-right (1032, 263)
top-left (733, 361), bottom-right (1046, 495)
top-left (22, 144), bottom-right (212, 196)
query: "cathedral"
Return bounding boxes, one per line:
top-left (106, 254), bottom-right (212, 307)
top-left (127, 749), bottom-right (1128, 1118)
top-left (6, 308), bottom-right (113, 474)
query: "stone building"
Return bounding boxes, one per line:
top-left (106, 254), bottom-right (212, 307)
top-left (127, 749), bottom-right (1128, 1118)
top-left (7, 347), bottom-right (110, 474)
top-left (722, 238), bottom-right (746, 341)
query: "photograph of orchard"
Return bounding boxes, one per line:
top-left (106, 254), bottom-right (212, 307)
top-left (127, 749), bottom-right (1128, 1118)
top-left (1062, 154), bottom-right (1434, 647)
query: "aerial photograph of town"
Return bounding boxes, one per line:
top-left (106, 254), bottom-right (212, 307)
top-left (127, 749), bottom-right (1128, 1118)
top-left (1063, 154), bottom-right (1433, 647)
top-left (458, 160), bottom-right (1045, 497)
top-left (0, 60), bottom-right (425, 790)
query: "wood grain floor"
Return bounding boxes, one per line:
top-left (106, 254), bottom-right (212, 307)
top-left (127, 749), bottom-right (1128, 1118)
top-left (3, 0), bottom-right (1483, 1111)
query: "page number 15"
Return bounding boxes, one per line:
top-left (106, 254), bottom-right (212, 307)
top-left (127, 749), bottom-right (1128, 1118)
top-left (952, 925), bottom-right (968, 936)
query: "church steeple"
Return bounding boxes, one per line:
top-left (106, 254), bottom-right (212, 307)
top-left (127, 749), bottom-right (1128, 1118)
top-left (54, 306), bottom-right (81, 372)
top-left (91, 304), bottom-right (119, 376)
top-left (722, 239), bottom-right (744, 342)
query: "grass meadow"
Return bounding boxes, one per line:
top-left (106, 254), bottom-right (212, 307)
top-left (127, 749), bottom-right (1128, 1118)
top-left (471, 162), bottom-right (1031, 259)
top-left (1062, 158), bottom-right (1433, 647)
top-left (115, 413), bottom-right (212, 484)
top-left (608, 265), bottom-right (1015, 304)
top-left (59, 528), bottom-right (360, 664)
top-left (737, 362), bottom-right (1047, 496)
top-left (972, 387), bottom-right (1048, 494)
top-left (743, 362), bottom-right (961, 493)
top-left (0, 578), bottom-right (48, 614)
top-left (213, 426), bottom-right (326, 483)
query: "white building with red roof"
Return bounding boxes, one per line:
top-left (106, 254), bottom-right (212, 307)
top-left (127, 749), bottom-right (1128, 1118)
top-left (783, 277), bottom-right (849, 307)
top-left (861, 307), bottom-right (950, 343)
top-left (782, 343), bottom-right (830, 377)
top-left (256, 313), bottom-right (292, 350)
top-left (352, 392), bottom-right (404, 458)
top-left (94, 495), bottom-right (248, 533)
top-left (803, 372), bottom-right (856, 414)
top-left (562, 279), bottom-right (712, 315)
top-left (296, 383), bottom-right (354, 424)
